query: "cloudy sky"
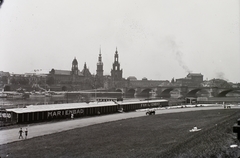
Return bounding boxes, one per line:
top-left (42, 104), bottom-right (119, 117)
top-left (0, 0), bottom-right (239, 82)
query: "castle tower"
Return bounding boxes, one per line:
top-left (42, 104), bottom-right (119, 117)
top-left (111, 47), bottom-right (122, 81)
top-left (96, 48), bottom-right (103, 77)
top-left (71, 57), bottom-right (79, 84)
top-left (71, 57), bottom-right (78, 75)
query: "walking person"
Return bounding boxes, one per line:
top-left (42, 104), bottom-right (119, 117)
top-left (18, 128), bottom-right (23, 139)
top-left (25, 128), bottom-right (28, 139)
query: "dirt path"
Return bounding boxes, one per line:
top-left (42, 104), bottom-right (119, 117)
top-left (0, 106), bottom-right (238, 145)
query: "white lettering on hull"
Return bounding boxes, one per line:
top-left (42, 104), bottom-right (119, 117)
top-left (47, 109), bottom-right (84, 118)
top-left (0, 112), bottom-right (11, 118)
top-left (141, 102), bottom-right (161, 108)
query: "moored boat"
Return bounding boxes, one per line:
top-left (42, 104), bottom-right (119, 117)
top-left (45, 92), bottom-right (65, 98)
top-left (51, 93), bottom-right (65, 98)
top-left (29, 92), bottom-right (45, 98)
top-left (6, 93), bottom-right (24, 99)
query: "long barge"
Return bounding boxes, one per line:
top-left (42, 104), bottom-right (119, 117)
top-left (4, 99), bottom-right (168, 124)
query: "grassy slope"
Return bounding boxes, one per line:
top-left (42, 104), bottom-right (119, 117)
top-left (0, 109), bottom-right (240, 158)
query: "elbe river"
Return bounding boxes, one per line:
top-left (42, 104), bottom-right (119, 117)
top-left (1, 94), bottom-right (240, 109)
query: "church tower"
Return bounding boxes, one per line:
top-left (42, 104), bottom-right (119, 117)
top-left (71, 57), bottom-right (79, 84)
top-left (71, 57), bottom-right (78, 75)
top-left (96, 48), bottom-right (103, 77)
top-left (111, 48), bottom-right (123, 81)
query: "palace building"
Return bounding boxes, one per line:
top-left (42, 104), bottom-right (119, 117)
top-left (4, 48), bottom-right (126, 91)
top-left (46, 58), bottom-right (94, 91)
top-left (49, 58), bottom-right (91, 85)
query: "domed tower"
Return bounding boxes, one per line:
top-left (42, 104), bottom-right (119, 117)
top-left (96, 48), bottom-right (103, 77)
top-left (111, 47), bottom-right (123, 81)
top-left (71, 57), bottom-right (78, 75)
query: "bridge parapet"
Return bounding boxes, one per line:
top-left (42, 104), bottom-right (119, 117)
top-left (122, 86), bottom-right (240, 98)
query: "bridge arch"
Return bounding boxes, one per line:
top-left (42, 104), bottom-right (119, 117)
top-left (186, 88), bottom-right (201, 97)
top-left (138, 88), bottom-right (153, 97)
top-left (116, 89), bottom-right (123, 93)
top-left (196, 89), bottom-right (210, 97)
top-left (125, 88), bottom-right (136, 97)
top-left (217, 90), bottom-right (233, 97)
top-left (157, 88), bottom-right (174, 98)
top-left (226, 90), bottom-right (240, 97)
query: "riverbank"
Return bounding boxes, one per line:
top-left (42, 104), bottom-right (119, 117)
top-left (1, 105), bottom-right (239, 145)
top-left (0, 107), bottom-right (240, 157)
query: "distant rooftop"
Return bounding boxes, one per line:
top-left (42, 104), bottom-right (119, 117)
top-left (187, 73), bottom-right (203, 76)
top-left (127, 76), bottom-right (137, 81)
top-left (0, 71), bottom-right (10, 76)
top-left (50, 69), bottom-right (83, 76)
top-left (53, 70), bottom-right (71, 75)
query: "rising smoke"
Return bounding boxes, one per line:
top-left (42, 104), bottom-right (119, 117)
top-left (215, 72), bottom-right (229, 81)
top-left (166, 36), bottom-right (191, 73)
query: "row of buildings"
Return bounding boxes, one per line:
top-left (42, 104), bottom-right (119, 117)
top-left (1, 48), bottom-right (238, 92)
top-left (1, 48), bottom-right (125, 91)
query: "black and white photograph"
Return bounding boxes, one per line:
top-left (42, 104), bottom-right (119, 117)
top-left (0, 0), bottom-right (240, 157)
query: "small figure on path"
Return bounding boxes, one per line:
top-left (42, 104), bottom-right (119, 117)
top-left (71, 113), bottom-right (74, 119)
top-left (25, 128), bottom-right (28, 139)
top-left (19, 128), bottom-right (23, 139)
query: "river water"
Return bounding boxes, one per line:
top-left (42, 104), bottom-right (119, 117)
top-left (0, 94), bottom-right (143, 109)
top-left (1, 94), bottom-right (240, 109)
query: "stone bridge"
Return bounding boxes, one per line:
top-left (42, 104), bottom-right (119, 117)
top-left (115, 86), bottom-right (240, 98)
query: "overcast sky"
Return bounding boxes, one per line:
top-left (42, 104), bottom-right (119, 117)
top-left (0, 0), bottom-right (239, 82)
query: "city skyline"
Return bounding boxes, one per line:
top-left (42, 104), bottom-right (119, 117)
top-left (0, 0), bottom-right (239, 82)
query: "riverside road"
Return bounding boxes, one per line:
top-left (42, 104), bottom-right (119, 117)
top-left (0, 105), bottom-right (239, 145)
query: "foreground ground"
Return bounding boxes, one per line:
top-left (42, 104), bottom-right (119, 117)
top-left (0, 109), bottom-right (240, 158)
